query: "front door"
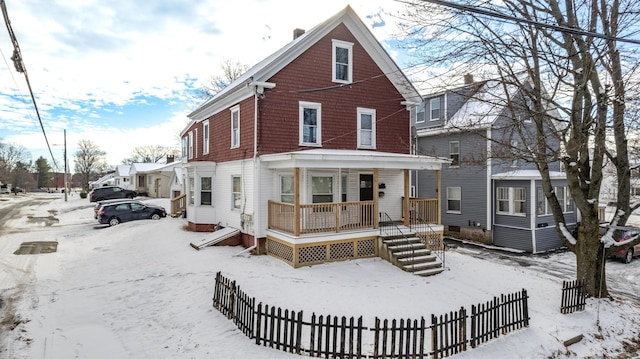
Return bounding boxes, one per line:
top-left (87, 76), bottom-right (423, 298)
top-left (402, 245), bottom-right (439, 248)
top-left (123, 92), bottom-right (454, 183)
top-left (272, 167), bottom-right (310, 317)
top-left (360, 174), bottom-right (374, 225)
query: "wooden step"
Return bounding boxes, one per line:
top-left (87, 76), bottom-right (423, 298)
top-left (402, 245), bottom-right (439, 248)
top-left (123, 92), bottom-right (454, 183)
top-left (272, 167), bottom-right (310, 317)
top-left (413, 267), bottom-right (445, 277)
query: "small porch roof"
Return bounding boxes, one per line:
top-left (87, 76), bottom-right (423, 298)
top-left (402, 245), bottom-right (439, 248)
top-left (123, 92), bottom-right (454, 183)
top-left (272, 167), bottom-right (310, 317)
top-left (492, 170), bottom-right (566, 180)
top-left (260, 149), bottom-right (449, 170)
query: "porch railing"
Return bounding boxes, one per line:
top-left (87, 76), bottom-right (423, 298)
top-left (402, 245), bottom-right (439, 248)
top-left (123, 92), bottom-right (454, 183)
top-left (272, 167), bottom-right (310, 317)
top-left (268, 200), bottom-right (374, 236)
top-left (170, 193), bottom-right (187, 217)
top-left (409, 198), bottom-right (445, 268)
top-left (409, 198), bottom-right (439, 224)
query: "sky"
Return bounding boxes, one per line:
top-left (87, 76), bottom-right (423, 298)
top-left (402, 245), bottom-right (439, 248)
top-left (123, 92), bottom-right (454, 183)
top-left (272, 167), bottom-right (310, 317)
top-left (0, 0), bottom-right (412, 169)
top-left (2, 193), bottom-right (640, 358)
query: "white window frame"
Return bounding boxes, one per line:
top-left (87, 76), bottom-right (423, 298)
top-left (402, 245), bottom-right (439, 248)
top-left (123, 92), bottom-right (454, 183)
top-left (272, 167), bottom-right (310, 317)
top-left (188, 131), bottom-right (194, 159)
top-left (231, 106), bottom-right (240, 149)
top-left (188, 176), bottom-right (194, 205)
top-left (203, 120), bottom-right (210, 155)
top-left (311, 175), bottom-right (334, 204)
top-left (430, 98), bottom-right (440, 120)
top-left (446, 187), bottom-right (461, 213)
top-left (497, 186), bottom-right (526, 216)
top-left (194, 128), bottom-right (198, 158)
top-left (449, 141), bottom-right (460, 167)
top-left (200, 176), bottom-right (212, 206)
top-left (332, 39), bottom-right (353, 83)
top-left (416, 102), bottom-right (426, 123)
top-left (299, 101), bottom-right (322, 146)
top-left (357, 107), bottom-right (376, 149)
top-left (537, 186), bottom-right (573, 215)
top-left (280, 175), bottom-right (294, 204)
top-left (232, 175), bottom-right (242, 210)
top-left (181, 136), bottom-right (188, 158)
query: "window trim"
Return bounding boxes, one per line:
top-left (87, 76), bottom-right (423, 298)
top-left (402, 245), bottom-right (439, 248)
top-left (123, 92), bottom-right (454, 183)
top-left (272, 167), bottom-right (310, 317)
top-left (200, 176), bottom-right (212, 206)
top-left (357, 107), bottom-right (376, 149)
top-left (203, 120), bottom-right (210, 155)
top-left (299, 101), bottom-right (322, 146)
top-left (311, 175), bottom-right (334, 204)
top-left (430, 98), bottom-right (441, 121)
top-left (449, 141), bottom-right (460, 167)
top-left (231, 105), bottom-right (240, 149)
top-left (332, 39), bottom-right (353, 83)
top-left (188, 132), bottom-right (194, 159)
top-left (280, 174), bottom-right (294, 204)
top-left (496, 186), bottom-right (526, 216)
top-left (415, 102), bottom-right (426, 124)
top-left (446, 186), bottom-right (461, 213)
top-left (232, 175), bottom-right (242, 210)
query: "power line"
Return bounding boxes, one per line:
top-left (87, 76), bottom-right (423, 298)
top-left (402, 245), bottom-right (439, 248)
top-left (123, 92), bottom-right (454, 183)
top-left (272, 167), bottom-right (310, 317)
top-left (1, 0), bottom-right (58, 168)
top-left (406, 0), bottom-right (640, 45)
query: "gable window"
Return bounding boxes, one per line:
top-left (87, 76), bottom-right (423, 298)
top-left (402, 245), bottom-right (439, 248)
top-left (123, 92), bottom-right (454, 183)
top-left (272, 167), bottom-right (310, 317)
top-left (299, 101), bottom-right (321, 146)
top-left (357, 107), bottom-right (376, 149)
top-left (231, 106), bottom-right (240, 148)
top-left (449, 141), bottom-right (460, 167)
top-left (430, 98), bottom-right (441, 120)
top-left (201, 177), bottom-right (212, 205)
top-left (312, 176), bottom-right (333, 203)
top-left (280, 175), bottom-right (294, 204)
top-left (203, 120), bottom-right (210, 155)
top-left (188, 132), bottom-right (193, 159)
top-left (446, 187), bottom-right (461, 213)
top-left (332, 39), bottom-right (353, 83)
top-left (232, 176), bottom-right (241, 210)
top-left (497, 187), bottom-right (526, 215)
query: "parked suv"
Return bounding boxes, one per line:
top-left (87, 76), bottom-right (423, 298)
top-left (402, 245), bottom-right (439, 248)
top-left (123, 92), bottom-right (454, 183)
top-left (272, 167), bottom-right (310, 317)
top-left (97, 201), bottom-right (166, 226)
top-left (89, 186), bottom-right (137, 202)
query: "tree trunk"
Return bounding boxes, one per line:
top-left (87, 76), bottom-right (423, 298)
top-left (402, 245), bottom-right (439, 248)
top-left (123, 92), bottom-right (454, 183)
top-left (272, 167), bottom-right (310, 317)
top-left (575, 220), bottom-right (608, 298)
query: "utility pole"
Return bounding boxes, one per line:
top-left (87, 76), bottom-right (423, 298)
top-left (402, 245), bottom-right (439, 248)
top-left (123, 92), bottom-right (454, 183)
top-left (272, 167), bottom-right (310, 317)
top-left (64, 129), bottom-right (67, 201)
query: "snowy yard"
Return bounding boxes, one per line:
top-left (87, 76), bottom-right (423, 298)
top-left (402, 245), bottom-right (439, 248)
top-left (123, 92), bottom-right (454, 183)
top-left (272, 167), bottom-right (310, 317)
top-left (1, 193), bottom-right (639, 358)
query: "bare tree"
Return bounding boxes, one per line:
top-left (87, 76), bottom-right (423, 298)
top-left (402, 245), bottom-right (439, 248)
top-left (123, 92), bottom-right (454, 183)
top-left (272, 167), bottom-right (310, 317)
top-left (0, 141), bottom-right (30, 184)
top-left (199, 58), bottom-right (250, 99)
top-left (122, 145), bottom-right (180, 164)
top-left (395, 0), bottom-right (640, 297)
top-left (73, 140), bottom-right (108, 191)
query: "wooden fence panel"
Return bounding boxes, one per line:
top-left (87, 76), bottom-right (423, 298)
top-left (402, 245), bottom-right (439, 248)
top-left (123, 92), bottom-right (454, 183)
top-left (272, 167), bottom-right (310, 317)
top-left (561, 280), bottom-right (587, 314)
top-left (254, 303), bottom-right (303, 354)
top-left (212, 271), bottom-right (236, 319)
top-left (431, 308), bottom-right (467, 359)
top-left (501, 289), bottom-right (529, 333)
top-left (234, 288), bottom-right (255, 338)
top-left (307, 314), bottom-right (365, 358)
top-left (371, 317), bottom-right (428, 359)
top-left (470, 296), bottom-right (500, 348)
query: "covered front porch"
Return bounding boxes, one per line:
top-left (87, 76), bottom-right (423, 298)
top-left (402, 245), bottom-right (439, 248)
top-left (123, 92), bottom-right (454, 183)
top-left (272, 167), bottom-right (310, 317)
top-left (261, 149), bottom-right (447, 268)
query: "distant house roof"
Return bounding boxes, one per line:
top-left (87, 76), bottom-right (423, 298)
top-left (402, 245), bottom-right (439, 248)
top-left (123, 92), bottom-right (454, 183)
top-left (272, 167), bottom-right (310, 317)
top-left (492, 170), bottom-right (566, 180)
top-left (115, 165), bottom-right (131, 177)
top-left (129, 163), bottom-right (166, 174)
top-left (184, 5), bottom-right (420, 129)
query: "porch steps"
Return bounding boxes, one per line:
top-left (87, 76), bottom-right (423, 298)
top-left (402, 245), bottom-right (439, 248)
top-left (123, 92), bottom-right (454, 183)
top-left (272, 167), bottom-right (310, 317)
top-left (381, 233), bottom-right (443, 277)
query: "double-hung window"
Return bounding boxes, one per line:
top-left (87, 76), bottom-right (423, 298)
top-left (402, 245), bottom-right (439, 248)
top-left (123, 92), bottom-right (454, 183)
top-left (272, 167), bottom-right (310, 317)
top-left (232, 176), bottom-right (241, 210)
top-left (497, 187), bottom-right (526, 215)
top-left (312, 176), bottom-right (333, 203)
top-left (357, 107), bottom-right (376, 149)
top-left (430, 98), bottom-right (441, 120)
top-left (231, 106), bottom-right (240, 148)
top-left (181, 136), bottom-right (188, 158)
top-left (188, 132), bottom-right (194, 159)
top-left (332, 40), bottom-right (353, 83)
top-left (537, 186), bottom-right (573, 214)
top-left (449, 141), bottom-right (460, 167)
top-left (203, 120), bottom-right (209, 155)
top-left (300, 102), bottom-right (321, 146)
top-left (201, 177), bottom-right (212, 205)
top-left (416, 102), bottom-right (425, 123)
top-left (280, 175), bottom-right (294, 204)
top-left (447, 187), bottom-right (461, 213)
top-left (188, 176), bottom-right (194, 205)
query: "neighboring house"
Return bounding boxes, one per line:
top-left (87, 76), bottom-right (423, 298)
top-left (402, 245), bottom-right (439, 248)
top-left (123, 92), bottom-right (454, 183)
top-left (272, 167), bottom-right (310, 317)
top-left (114, 165), bottom-right (133, 190)
top-left (89, 172), bottom-right (115, 189)
top-left (129, 160), bottom-right (180, 198)
top-left (177, 6), bottom-right (448, 268)
top-left (412, 76), bottom-right (577, 253)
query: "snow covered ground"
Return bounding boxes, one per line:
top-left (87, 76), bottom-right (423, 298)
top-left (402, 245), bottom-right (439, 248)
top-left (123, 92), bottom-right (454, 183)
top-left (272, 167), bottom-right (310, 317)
top-left (1, 193), bottom-right (639, 358)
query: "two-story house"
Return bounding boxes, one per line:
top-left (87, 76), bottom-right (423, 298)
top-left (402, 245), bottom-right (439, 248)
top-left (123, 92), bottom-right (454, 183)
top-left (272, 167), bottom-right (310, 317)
top-left (178, 6), bottom-right (449, 268)
top-left (412, 75), bottom-right (577, 253)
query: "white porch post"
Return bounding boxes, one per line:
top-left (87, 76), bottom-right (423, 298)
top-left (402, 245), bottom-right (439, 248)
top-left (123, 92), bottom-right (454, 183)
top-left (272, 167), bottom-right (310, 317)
top-left (373, 168), bottom-right (379, 229)
top-left (294, 167), bottom-right (300, 236)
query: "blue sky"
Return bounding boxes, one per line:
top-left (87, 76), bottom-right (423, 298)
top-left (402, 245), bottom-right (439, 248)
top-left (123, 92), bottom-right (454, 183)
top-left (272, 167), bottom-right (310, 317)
top-left (0, 0), bottom-right (412, 169)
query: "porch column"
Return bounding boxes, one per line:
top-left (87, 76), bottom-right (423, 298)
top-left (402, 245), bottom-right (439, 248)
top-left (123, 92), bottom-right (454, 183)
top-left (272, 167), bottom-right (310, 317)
top-left (436, 169), bottom-right (441, 224)
top-left (373, 168), bottom-right (379, 229)
top-left (403, 169), bottom-right (410, 224)
top-left (294, 167), bottom-right (300, 236)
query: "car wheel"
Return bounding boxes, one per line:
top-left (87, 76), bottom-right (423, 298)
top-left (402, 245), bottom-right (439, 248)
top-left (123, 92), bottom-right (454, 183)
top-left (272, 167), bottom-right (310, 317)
top-left (109, 217), bottom-right (120, 226)
top-left (624, 249), bottom-right (634, 264)
top-left (151, 213), bottom-right (161, 220)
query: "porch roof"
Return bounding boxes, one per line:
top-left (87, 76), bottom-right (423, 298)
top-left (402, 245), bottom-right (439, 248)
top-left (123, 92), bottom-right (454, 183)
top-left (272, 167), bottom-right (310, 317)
top-left (492, 170), bottom-right (566, 180)
top-left (260, 149), bottom-right (449, 170)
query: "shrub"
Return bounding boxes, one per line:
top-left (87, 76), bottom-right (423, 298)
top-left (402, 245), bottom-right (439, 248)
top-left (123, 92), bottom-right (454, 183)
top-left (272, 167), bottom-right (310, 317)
top-left (79, 192), bottom-right (87, 199)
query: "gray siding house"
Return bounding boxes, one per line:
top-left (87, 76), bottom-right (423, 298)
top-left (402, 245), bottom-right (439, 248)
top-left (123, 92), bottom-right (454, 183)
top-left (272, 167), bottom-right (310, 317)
top-left (412, 76), bottom-right (577, 253)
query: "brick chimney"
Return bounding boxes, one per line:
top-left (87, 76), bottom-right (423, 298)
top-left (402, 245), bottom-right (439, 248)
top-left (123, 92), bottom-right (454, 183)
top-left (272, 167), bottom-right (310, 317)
top-left (464, 74), bottom-right (474, 84)
top-left (293, 28), bottom-right (305, 40)
top-left (166, 155), bottom-right (174, 163)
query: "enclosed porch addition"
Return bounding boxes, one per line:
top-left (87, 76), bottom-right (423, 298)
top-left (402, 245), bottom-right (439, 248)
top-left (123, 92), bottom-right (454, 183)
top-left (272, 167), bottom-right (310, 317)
top-left (261, 149), bottom-right (447, 268)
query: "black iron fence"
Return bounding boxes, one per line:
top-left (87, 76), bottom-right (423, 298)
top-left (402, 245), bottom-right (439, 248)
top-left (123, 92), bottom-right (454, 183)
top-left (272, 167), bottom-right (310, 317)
top-left (561, 279), bottom-right (587, 314)
top-left (212, 272), bottom-right (530, 358)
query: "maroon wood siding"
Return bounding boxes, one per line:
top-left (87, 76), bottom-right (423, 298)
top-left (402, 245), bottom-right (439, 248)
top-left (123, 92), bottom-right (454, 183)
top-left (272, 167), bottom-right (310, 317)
top-left (184, 22), bottom-right (411, 164)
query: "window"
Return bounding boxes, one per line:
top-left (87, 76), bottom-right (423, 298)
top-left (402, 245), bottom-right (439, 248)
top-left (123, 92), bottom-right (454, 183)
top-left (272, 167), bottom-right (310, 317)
top-left (537, 186), bottom-right (573, 215)
top-left (299, 101), bottom-right (321, 146)
top-left (189, 176), bottom-right (194, 205)
top-left (231, 106), bottom-right (240, 148)
top-left (188, 131), bottom-right (193, 159)
top-left (357, 108), bottom-right (376, 149)
top-left (497, 187), bottom-right (526, 215)
top-left (332, 39), bottom-right (353, 83)
top-left (194, 128), bottom-right (198, 158)
top-left (201, 177), bottom-right (212, 205)
top-left (416, 102), bottom-right (425, 123)
top-left (232, 176), bottom-right (241, 210)
top-left (312, 176), bottom-right (333, 203)
top-left (203, 121), bottom-right (209, 155)
top-left (430, 98), bottom-right (440, 120)
top-left (447, 187), bottom-right (461, 212)
top-left (280, 175), bottom-right (294, 204)
top-left (449, 141), bottom-right (460, 167)
top-left (341, 175), bottom-right (348, 202)
top-left (181, 136), bottom-right (188, 158)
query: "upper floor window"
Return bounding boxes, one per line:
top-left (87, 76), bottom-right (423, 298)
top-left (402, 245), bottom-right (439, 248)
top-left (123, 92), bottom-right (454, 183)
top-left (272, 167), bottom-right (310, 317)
top-left (357, 107), bottom-right (376, 149)
top-left (449, 141), bottom-right (460, 167)
top-left (231, 106), bottom-right (240, 148)
top-left (181, 136), bottom-right (188, 158)
top-left (332, 39), bottom-right (353, 83)
top-left (299, 101), bottom-right (322, 146)
top-left (203, 120), bottom-right (210, 155)
top-left (497, 187), bottom-right (526, 215)
top-left (416, 102), bottom-right (425, 123)
top-left (430, 98), bottom-right (441, 120)
top-left (447, 187), bottom-right (461, 213)
top-left (188, 131), bottom-right (194, 159)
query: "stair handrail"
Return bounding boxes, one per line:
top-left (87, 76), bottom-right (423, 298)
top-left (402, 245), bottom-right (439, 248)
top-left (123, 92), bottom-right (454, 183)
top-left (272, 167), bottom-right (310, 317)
top-left (379, 212), bottom-right (416, 268)
top-left (409, 213), bottom-right (446, 269)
